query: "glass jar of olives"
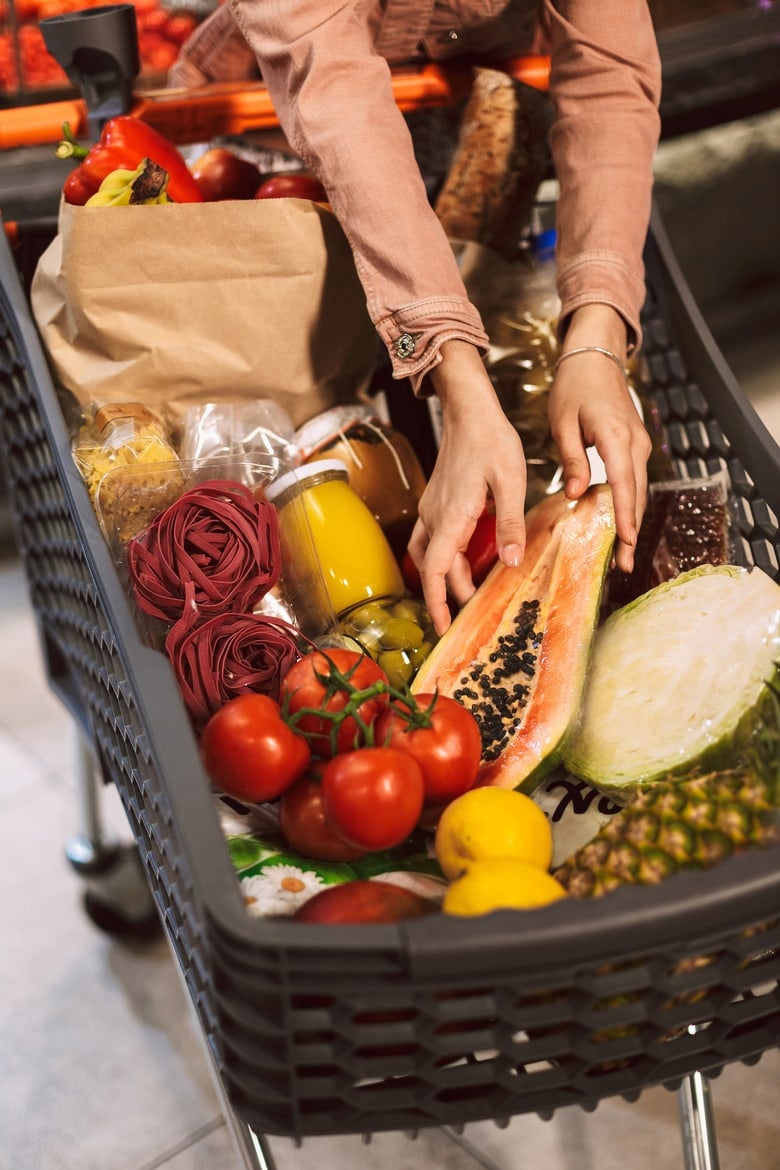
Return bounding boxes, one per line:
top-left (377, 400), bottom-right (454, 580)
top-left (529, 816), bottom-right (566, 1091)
top-left (337, 593), bottom-right (438, 689)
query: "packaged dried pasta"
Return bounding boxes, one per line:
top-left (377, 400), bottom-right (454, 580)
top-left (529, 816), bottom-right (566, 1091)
top-left (72, 402), bottom-right (183, 542)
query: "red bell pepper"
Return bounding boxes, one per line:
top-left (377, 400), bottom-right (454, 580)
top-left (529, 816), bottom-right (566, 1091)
top-left (400, 504), bottom-right (499, 596)
top-left (57, 116), bottom-right (204, 205)
top-left (466, 504), bottom-right (499, 585)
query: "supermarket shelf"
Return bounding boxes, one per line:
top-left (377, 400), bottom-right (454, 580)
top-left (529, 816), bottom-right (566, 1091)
top-left (0, 56), bottom-right (550, 153)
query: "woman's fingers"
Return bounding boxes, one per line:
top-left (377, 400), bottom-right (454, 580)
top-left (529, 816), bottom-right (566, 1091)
top-left (409, 508), bottom-right (478, 636)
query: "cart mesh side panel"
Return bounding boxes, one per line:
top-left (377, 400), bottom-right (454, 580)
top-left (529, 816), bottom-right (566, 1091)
top-left (0, 264), bottom-right (218, 1039)
top-left (0, 213), bottom-right (778, 1140)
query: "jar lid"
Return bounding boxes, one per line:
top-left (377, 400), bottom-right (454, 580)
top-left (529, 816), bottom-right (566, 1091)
top-left (294, 404), bottom-right (377, 459)
top-left (265, 458), bottom-right (349, 504)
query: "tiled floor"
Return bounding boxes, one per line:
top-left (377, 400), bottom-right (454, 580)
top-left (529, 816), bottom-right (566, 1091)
top-left (0, 554), bottom-right (779, 1167)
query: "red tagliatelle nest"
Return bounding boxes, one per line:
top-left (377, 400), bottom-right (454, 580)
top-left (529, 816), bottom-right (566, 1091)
top-left (127, 479), bottom-right (281, 623)
top-left (166, 610), bottom-right (301, 731)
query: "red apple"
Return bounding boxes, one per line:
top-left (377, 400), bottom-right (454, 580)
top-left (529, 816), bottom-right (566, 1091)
top-left (295, 880), bottom-right (436, 924)
top-left (189, 148), bottom-right (261, 201)
top-left (254, 173), bottom-right (327, 202)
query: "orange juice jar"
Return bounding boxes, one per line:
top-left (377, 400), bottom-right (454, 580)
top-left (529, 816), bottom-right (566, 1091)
top-left (264, 459), bottom-right (405, 617)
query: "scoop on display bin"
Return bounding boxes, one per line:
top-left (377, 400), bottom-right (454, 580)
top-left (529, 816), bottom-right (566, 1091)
top-left (39, 3), bottom-right (139, 137)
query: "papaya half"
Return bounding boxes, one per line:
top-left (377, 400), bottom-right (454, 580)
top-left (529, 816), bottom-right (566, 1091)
top-left (411, 485), bottom-right (616, 793)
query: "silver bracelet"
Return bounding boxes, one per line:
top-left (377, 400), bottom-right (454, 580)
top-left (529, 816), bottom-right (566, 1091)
top-left (556, 345), bottom-right (628, 380)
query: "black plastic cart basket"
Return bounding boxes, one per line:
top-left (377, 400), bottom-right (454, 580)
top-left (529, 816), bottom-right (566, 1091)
top-left (0, 200), bottom-right (778, 1170)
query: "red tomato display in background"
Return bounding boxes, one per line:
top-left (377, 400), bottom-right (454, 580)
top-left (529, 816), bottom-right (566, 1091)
top-left (375, 693), bottom-right (482, 807)
top-left (278, 766), bottom-right (366, 862)
top-left (254, 173), bottom-right (328, 202)
top-left (321, 747), bottom-right (425, 852)
top-left (200, 693), bottom-right (311, 803)
top-left (163, 12), bottom-right (198, 45)
top-left (281, 649), bottom-right (390, 758)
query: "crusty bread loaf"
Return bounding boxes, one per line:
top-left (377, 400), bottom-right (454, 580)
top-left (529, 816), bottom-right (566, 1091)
top-left (435, 68), bottom-right (550, 260)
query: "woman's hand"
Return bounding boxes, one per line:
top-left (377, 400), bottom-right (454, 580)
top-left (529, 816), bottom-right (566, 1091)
top-left (408, 340), bottom-right (527, 635)
top-left (548, 304), bottom-right (652, 573)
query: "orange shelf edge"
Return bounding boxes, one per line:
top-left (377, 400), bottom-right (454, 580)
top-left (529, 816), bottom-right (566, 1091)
top-left (0, 57), bottom-right (550, 152)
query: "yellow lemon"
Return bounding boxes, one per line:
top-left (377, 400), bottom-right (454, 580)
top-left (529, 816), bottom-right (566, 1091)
top-left (434, 787), bottom-right (552, 879)
top-left (442, 858), bottom-right (567, 916)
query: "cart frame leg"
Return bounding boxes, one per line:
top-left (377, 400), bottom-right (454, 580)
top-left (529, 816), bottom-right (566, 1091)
top-left (65, 723), bottom-right (118, 871)
top-left (210, 1070), bottom-right (279, 1170)
top-left (678, 1069), bottom-right (721, 1170)
top-left (169, 949), bottom-right (280, 1170)
top-left (64, 722), bottom-right (160, 934)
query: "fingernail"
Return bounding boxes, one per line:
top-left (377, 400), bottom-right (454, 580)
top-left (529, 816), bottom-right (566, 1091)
top-left (501, 543), bottom-right (523, 567)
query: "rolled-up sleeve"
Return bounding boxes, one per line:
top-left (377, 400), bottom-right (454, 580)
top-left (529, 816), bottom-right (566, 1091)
top-left (228, 0), bottom-right (489, 388)
top-left (544, 0), bottom-right (662, 352)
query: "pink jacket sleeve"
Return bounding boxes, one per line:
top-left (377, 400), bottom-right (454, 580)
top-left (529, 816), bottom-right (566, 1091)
top-left (544, 0), bottom-right (662, 352)
top-left (228, 0), bottom-right (661, 378)
top-left (228, 0), bottom-right (490, 390)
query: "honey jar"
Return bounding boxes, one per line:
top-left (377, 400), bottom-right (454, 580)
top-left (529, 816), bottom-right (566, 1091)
top-left (295, 405), bottom-right (427, 558)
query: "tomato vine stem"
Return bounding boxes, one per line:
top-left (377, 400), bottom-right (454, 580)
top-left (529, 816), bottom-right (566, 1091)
top-left (281, 651), bottom-right (438, 755)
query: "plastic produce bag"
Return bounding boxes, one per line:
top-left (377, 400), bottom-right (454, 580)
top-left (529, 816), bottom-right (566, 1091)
top-left (30, 198), bottom-right (377, 439)
top-left (179, 399), bottom-right (299, 474)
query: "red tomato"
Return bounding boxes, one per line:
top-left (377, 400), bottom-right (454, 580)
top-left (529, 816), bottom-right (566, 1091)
top-left (321, 747), bottom-right (424, 851)
top-left (136, 7), bottom-right (167, 33)
top-left (200, 693), bottom-right (311, 803)
top-left (278, 766), bottom-right (365, 862)
top-left (189, 147), bottom-right (261, 201)
top-left (375, 694), bottom-right (482, 807)
top-left (163, 12), bottom-right (197, 45)
top-left (281, 649), bottom-right (390, 758)
top-left (254, 173), bottom-right (327, 202)
top-left (143, 40), bottom-right (179, 72)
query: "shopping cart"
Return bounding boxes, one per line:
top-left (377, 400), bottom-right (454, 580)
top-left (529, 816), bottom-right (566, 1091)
top-left (1, 14), bottom-right (779, 1169)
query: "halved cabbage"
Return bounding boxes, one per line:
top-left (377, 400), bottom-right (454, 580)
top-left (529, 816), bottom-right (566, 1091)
top-left (563, 564), bottom-right (780, 792)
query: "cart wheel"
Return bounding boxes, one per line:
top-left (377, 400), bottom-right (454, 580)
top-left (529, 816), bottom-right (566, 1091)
top-left (83, 888), bottom-right (161, 939)
top-left (68, 838), bottom-right (162, 940)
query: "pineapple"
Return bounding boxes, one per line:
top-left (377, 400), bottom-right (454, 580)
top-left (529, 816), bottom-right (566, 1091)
top-left (553, 688), bottom-right (780, 898)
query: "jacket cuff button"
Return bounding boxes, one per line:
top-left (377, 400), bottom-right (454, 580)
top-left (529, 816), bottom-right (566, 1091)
top-left (395, 333), bottom-right (417, 359)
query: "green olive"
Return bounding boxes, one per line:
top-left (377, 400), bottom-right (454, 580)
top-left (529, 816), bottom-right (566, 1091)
top-left (409, 640), bottom-right (433, 668)
top-left (346, 601), bottom-right (387, 628)
top-left (390, 598), bottom-right (422, 624)
top-left (351, 627), bottom-right (383, 655)
top-left (378, 617), bottom-right (424, 651)
top-left (378, 650), bottom-right (414, 688)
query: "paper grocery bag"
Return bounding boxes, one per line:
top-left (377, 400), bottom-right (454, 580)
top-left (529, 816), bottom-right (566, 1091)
top-left (30, 197), bottom-right (377, 436)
